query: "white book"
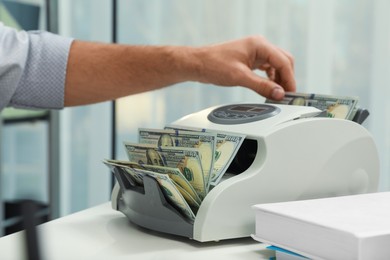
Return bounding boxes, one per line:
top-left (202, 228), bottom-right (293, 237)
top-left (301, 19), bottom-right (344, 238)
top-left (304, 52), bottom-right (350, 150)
top-left (252, 192), bottom-right (390, 260)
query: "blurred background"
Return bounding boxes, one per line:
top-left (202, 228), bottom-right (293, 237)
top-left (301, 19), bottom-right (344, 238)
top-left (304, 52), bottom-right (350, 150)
top-left (0, 0), bottom-right (389, 236)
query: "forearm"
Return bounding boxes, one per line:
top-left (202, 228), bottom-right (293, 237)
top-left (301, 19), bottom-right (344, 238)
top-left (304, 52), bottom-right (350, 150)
top-left (64, 36), bottom-right (295, 106)
top-left (64, 41), bottom-right (199, 106)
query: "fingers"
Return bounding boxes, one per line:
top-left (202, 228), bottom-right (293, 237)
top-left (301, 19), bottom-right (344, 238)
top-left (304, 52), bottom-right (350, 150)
top-left (266, 67), bottom-right (276, 81)
top-left (239, 66), bottom-right (286, 100)
top-left (259, 64), bottom-right (276, 81)
top-left (274, 47), bottom-right (295, 92)
top-left (253, 37), bottom-right (296, 93)
top-left (192, 35), bottom-right (296, 101)
top-left (270, 48), bottom-right (296, 92)
top-left (277, 46), bottom-right (294, 72)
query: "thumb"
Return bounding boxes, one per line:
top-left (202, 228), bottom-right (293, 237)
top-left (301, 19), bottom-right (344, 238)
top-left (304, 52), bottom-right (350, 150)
top-left (242, 72), bottom-right (286, 100)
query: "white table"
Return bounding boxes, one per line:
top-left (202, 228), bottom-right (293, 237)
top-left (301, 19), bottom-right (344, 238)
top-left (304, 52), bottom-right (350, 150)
top-left (0, 203), bottom-right (273, 260)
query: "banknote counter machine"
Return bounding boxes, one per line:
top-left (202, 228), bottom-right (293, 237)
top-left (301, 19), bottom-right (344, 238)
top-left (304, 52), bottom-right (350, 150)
top-left (110, 103), bottom-right (379, 242)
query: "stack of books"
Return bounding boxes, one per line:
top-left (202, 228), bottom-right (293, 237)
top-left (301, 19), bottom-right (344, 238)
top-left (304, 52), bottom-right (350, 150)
top-left (252, 192), bottom-right (390, 260)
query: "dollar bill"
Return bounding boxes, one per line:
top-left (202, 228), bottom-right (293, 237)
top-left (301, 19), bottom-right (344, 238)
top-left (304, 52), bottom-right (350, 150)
top-left (138, 128), bottom-right (216, 189)
top-left (165, 126), bottom-right (246, 186)
top-left (132, 168), bottom-right (196, 221)
top-left (123, 142), bottom-right (206, 199)
top-left (266, 92), bottom-right (359, 120)
top-left (140, 164), bottom-right (202, 205)
top-left (103, 159), bottom-right (202, 205)
top-left (208, 131), bottom-right (246, 185)
top-left (172, 180), bottom-right (200, 210)
top-left (103, 159), bottom-right (196, 220)
top-left (102, 159), bottom-right (144, 186)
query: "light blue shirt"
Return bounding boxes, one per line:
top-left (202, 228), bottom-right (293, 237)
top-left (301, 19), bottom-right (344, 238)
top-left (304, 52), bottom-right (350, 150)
top-left (0, 23), bottom-right (73, 110)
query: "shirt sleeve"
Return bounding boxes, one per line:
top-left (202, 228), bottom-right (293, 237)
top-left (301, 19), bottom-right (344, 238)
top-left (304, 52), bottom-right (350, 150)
top-left (0, 22), bottom-right (73, 110)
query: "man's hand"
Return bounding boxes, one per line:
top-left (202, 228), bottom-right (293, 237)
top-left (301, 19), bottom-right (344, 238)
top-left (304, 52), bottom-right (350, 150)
top-left (191, 36), bottom-right (296, 100)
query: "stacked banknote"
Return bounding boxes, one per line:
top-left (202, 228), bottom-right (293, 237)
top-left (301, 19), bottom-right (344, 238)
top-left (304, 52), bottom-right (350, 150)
top-left (266, 92), bottom-right (359, 120)
top-left (103, 127), bottom-right (245, 221)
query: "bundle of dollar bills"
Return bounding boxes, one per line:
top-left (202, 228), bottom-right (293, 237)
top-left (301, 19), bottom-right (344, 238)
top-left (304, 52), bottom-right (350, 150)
top-left (266, 92), bottom-right (360, 120)
top-left (103, 92), bottom-right (362, 221)
top-left (103, 127), bottom-right (246, 221)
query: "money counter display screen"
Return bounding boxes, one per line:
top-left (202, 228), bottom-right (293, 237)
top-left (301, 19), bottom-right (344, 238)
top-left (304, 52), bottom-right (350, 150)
top-left (230, 106), bottom-right (268, 113)
top-left (251, 108), bottom-right (267, 113)
top-left (230, 106), bottom-right (252, 111)
top-left (208, 104), bottom-right (280, 125)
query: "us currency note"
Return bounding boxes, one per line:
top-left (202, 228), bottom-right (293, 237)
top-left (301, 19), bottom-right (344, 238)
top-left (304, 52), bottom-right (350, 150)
top-left (102, 159), bottom-right (144, 185)
top-left (266, 92), bottom-right (359, 120)
top-left (103, 159), bottom-right (196, 220)
top-left (209, 131), bottom-right (245, 185)
top-left (123, 142), bottom-right (206, 199)
top-left (138, 128), bottom-right (216, 189)
top-left (172, 180), bottom-right (200, 210)
top-left (103, 159), bottom-right (202, 205)
top-left (165, 126), bottom-right (246, 186)
top-left (132, 168), bottom-right (196, 221)
top-left (133, 163), bottom-right (202, 205)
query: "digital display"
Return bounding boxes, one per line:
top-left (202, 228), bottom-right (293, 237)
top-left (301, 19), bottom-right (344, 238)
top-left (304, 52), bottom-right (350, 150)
top-left (230, 106), bottom-right (252, 112)
top-left (208, 103), bottom-right (280, 124)
top-left (251, 108), bottom-right (267, 113)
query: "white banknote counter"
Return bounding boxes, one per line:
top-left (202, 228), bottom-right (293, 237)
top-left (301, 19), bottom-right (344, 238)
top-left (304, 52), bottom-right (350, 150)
top-left (110, 103), bottom-right (379, 242)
